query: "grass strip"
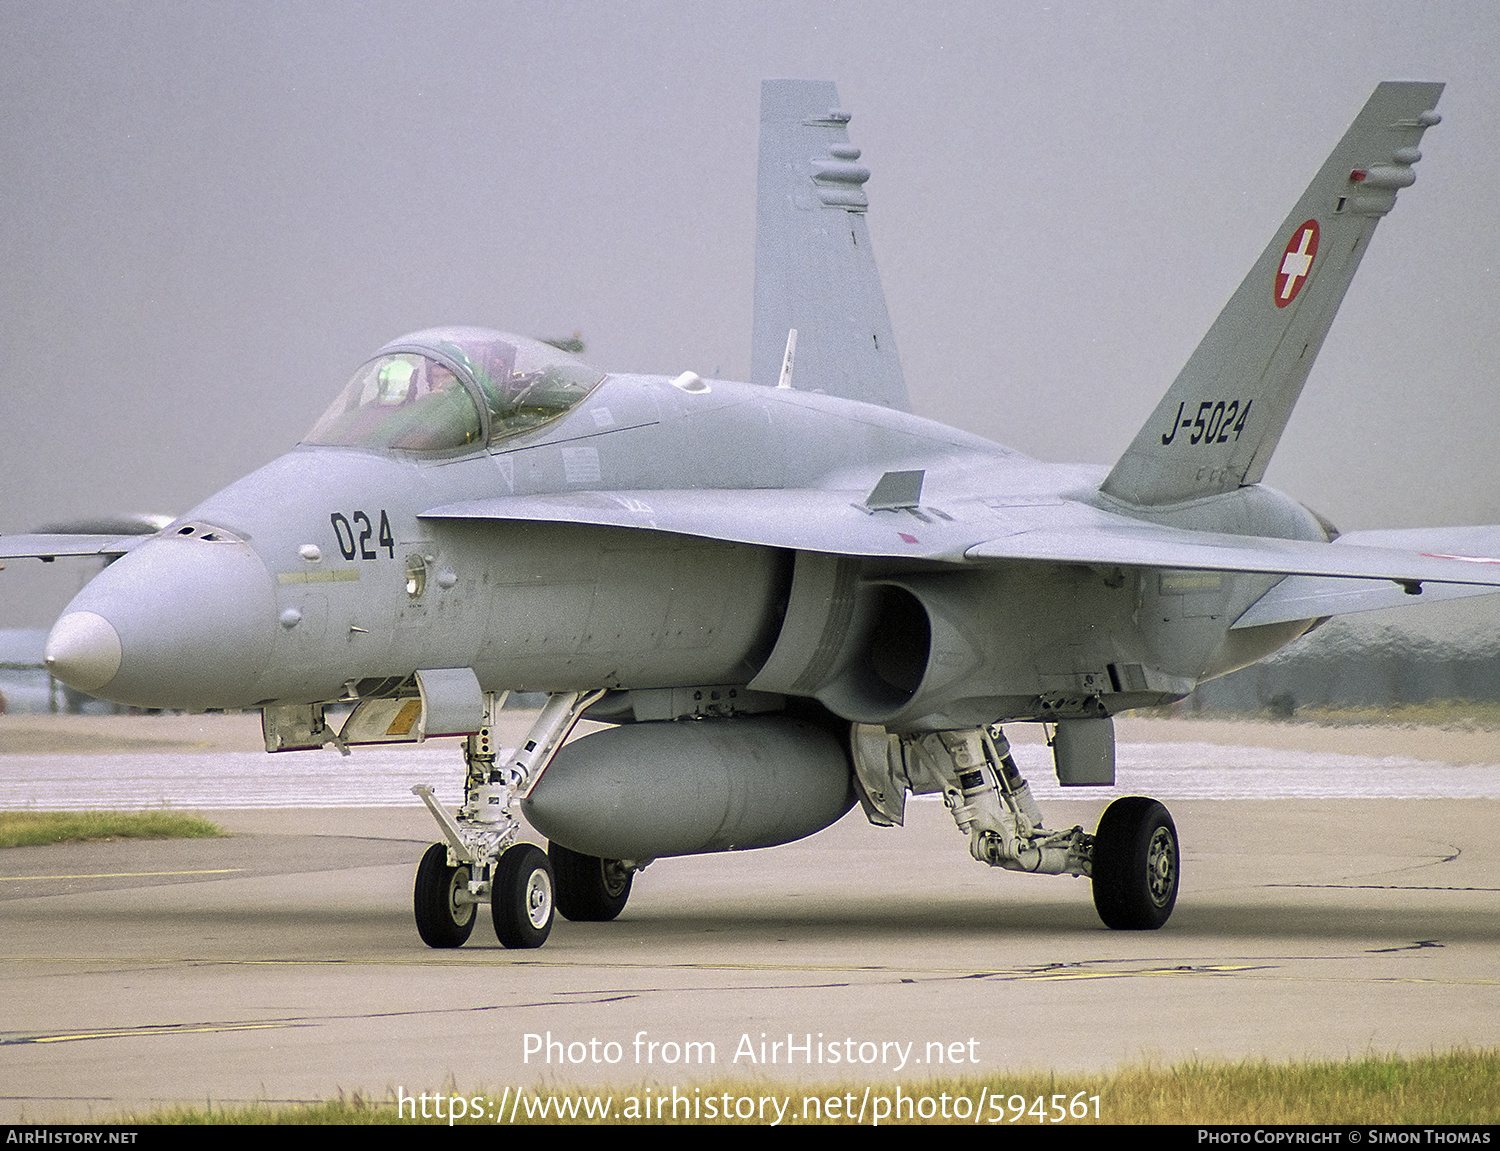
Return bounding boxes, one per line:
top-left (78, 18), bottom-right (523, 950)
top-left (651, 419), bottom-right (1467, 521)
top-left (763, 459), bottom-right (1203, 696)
top-left (110, 1049), bottom-right (1500, 1125)
top-left (0, 811), bottom-right (224, 848)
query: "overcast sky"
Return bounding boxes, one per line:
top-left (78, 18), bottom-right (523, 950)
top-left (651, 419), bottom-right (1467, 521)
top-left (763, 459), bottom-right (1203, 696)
top-left (3, 1), bottom-right (1498, 626)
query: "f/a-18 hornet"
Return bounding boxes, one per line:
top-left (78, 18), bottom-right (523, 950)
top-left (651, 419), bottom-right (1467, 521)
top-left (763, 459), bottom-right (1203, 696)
top-left (8, 79), bottom-right (1492, 948)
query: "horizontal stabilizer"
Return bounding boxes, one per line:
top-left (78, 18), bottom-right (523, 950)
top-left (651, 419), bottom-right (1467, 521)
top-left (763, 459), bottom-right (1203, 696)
top-left (1233, 575), bottom-right (1499, 628)
top-left (965, 518), bottom-right (1500, 589)
top-left (1234, 525), bottom-right (1500, 626)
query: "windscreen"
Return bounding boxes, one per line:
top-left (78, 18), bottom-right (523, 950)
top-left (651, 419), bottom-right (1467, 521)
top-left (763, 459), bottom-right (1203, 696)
top-left (303, 354), bottom-right (483, 451)
top-left (302, 329), bottom-right (605, 452)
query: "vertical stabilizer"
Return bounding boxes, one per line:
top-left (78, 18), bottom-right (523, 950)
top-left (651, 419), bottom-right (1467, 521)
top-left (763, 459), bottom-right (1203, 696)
top-left (1102, 82), bottom-right (1443, 507)
top-left (750, 80), bottom-right (910, 412)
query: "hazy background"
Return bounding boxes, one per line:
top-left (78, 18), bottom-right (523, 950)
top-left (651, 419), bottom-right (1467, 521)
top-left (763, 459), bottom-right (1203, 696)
top-left (4, 1), bottom-right (1499, 628)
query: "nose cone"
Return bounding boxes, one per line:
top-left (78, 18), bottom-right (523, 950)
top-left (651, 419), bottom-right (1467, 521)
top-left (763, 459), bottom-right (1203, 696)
top-left (44, 611), bottom-right (123, 692)
top-left (47, 534), bottom-right (278, 709)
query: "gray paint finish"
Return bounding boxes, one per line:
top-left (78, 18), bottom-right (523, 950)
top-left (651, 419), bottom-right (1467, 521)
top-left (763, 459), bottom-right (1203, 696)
top-left (15, 80), bottom-right (1500, 740)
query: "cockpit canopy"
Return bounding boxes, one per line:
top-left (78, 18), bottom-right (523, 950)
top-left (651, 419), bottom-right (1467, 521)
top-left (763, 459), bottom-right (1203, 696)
top-left (303, 327), bottom-right (605, 452)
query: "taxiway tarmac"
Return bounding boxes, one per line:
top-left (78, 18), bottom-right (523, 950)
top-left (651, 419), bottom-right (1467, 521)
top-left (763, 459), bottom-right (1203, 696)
top-left (1, 718), bottom-right (1498, 1122)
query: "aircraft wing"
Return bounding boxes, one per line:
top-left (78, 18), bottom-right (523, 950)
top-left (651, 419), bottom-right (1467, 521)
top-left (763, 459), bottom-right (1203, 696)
top-left (422, 490), bottom-right (982, 561)
top-left (423, 493), bottom-right (1500, 594)
top-left (0, 534), bottom-right (147, 561)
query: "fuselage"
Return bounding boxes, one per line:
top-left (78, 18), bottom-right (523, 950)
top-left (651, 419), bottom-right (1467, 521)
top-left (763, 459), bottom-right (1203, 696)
top-left (45, 335), bottom-right (1324, 725)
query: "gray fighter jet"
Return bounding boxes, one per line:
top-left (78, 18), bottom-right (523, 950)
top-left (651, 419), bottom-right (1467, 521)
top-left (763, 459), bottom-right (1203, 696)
top-left (6, 79), bottom-right (1493, 948)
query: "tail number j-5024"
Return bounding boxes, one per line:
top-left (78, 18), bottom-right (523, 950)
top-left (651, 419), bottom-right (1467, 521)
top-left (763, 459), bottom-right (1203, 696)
top-left (330, 511), bottom-right (396, 560)
top-left (1159, 399), bottom-right (1252, 447)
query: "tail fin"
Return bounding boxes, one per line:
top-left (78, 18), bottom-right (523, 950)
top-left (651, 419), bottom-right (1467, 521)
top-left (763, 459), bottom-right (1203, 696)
top-left (749, 79), bottom-right (911, 412)
top-left (1102, 82), bottom-right (1444, 507)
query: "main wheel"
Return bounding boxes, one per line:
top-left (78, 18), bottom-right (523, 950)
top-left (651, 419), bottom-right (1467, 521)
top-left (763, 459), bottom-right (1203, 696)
top-left (413, 842), bottom-right (476, 948)
top-left (493, 843), bottom-right (555, 948)
top-left (550, 842), bottom-right (633, 922)
top-left (1091, 797), bottom-right (1179, 930)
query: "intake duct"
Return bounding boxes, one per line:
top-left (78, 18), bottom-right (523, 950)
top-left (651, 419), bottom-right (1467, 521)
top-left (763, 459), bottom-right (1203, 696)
top-left (749, 554), bottom-right (980, 724)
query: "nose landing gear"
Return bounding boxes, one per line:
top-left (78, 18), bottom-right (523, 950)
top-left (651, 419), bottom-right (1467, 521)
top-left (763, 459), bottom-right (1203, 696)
top-left (412, 690), bottom-right (601, 949)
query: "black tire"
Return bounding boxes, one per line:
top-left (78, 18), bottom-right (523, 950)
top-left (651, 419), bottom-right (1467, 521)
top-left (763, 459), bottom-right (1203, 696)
top-left (413, 842), bottom-right (476, 948)
top-left (493, 843), bottom-right (555, 948)
top-left (549, 842), bottom-right (633, 922)
top-left (1091, 797), bottom-right (1179, 930)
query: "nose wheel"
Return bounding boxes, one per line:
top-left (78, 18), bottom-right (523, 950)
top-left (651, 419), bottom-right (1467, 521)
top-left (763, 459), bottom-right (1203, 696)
top-left (413, 843), bottom-right (477, 948)
top-left (412, 841), bottom-right (557, 949)
top-left (1090, 796), bottom-right (1179, 930)
top-left (492, 843), bottom-right (556, 949)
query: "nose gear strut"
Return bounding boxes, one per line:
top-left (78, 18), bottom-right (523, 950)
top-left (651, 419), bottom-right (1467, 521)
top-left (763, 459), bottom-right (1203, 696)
top-left (412, 688), bottom-right (604, 948)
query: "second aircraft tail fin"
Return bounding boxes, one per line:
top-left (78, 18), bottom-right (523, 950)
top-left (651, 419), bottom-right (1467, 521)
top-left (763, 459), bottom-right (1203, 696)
top-left (1102, 81), bottom-right (1444, 508)
top-left (750, 79), bottom-right (910, 412)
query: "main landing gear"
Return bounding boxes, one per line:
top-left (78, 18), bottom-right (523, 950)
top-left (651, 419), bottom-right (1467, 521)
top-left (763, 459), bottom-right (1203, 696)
top-left (549, 842), bottom-right (633, 922)
top-left (412, 690), bottom-right (603, 949)
top-left (1091, 796), bottom-right (1178, 930)
top-left (851, 722), bottom-right (1179, 930)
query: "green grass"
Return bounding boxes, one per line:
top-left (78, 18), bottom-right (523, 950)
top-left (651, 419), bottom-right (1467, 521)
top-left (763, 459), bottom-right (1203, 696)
top-left (0, 810), bottom-right (224, 848)
top-left (106, 1049), bottom-right (1500, 1125)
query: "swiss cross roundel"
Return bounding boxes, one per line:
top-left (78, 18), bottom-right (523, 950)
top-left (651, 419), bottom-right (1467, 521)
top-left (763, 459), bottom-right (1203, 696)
top-left (1274, 219), bottom-right (1319, 308)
